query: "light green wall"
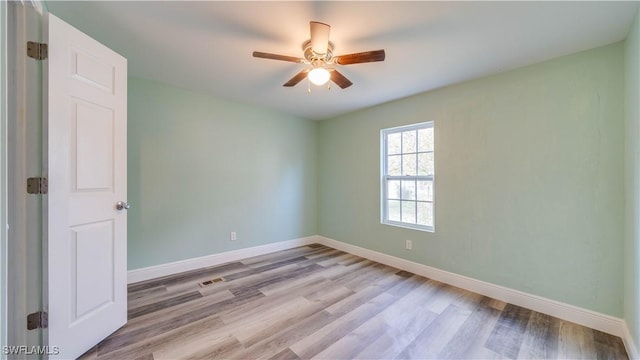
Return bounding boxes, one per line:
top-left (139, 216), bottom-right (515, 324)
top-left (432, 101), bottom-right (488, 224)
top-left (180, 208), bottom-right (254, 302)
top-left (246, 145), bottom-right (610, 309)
top-left (318, 43), bottom-right (625, 316)
top-left (127, 77), bottom-right (317, 269)
top-left (624, 6), bottom-right (640, 354)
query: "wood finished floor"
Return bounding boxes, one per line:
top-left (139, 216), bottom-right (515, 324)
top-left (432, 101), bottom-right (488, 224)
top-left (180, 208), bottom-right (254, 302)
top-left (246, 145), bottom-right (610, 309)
top-left (79, 244), bottom-right (628, 360)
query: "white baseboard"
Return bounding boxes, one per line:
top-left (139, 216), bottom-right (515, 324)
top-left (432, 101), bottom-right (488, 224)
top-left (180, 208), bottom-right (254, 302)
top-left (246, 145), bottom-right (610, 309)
top-left (314, 236), bottom-right (627, 339)
top-left (127, 236), bottom-right (317, 283)
top-left (623, 322), bottom-right (639, 360)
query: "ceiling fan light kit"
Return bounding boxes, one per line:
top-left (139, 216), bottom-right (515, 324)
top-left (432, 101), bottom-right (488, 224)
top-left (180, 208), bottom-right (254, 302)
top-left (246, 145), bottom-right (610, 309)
top-left (308, 67), bottom-right (330, 86)
top-left (253, 21), bottom-right (386, 90)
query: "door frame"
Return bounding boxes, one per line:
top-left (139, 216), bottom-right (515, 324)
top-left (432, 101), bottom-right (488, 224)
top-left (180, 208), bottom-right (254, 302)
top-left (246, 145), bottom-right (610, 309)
top-left (4, 0), bottom-right (45, 356)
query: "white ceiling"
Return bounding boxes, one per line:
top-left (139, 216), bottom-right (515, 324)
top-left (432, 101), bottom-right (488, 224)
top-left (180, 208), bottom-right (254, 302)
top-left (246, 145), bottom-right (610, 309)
top-left (46, 1), bottom-right (638, 120)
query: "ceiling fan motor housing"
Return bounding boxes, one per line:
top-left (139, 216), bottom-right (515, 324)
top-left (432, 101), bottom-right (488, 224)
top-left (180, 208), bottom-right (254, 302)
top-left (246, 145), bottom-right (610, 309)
top-left (303, 40), bottom-right (335, 63)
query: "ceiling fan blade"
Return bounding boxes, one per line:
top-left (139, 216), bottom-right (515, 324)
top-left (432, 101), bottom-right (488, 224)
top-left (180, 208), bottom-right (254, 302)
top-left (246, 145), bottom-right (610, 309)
top-left (334, 50), bottom-right (386, 65)
top-left (283, 69), bottom-right (310, 87)
top-left (330, 69), bottom-right (353, 89)
top-left (310, 21), bottom-right (330, 55)
top-left (253, 51), bottom-right (305, 63)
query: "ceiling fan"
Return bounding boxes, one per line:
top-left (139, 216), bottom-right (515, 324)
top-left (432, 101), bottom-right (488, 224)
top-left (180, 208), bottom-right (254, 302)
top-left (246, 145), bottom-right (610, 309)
top-left (253, 21), bottom-right (385, 89)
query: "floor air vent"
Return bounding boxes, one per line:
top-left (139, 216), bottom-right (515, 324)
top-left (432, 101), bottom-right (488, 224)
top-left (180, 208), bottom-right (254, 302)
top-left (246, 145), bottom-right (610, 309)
top-left (199, 277), bottom-right (224, 287)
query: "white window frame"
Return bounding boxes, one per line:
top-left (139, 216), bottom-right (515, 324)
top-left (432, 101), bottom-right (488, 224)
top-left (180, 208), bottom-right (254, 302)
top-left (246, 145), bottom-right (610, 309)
top-left (381, 121), bottom-right (434, 232)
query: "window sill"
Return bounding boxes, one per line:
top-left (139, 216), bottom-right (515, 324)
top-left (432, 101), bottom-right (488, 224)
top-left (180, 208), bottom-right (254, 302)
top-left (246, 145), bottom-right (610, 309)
top-left (382, 221), bottom-right (434, 233)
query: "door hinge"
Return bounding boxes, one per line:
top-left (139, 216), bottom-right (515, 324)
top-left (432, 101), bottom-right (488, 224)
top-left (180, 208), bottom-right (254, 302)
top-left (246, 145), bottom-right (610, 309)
top-left (26, 177), bottom-right (48, 194)
top-left (27, 311), bottom-right (48, 330)
top-left (27, 41), bottom-right (48, 60)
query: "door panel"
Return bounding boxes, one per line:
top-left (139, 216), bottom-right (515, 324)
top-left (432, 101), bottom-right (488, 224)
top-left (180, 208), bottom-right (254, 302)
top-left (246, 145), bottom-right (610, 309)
top-left (71, 220), bottom-right (115, 322)
top-left (47, 13), bottom-right (127, 360)
top-left (74, 100), bottom-right (114, 190)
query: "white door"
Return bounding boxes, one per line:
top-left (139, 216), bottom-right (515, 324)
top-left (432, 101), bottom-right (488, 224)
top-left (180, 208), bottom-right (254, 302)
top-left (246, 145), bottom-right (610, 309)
top-left (46, 13), bottom-right (127, 359)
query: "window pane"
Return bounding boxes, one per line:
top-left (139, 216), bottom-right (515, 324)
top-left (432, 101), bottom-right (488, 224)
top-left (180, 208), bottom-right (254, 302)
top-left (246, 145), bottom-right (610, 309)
top-left (402, 130), bottom-right (417, 153)
top-left (417, 202), bottom-right (433, 227)
top-left (401, 180), bottom-right (416, 200)
top-left (418, 152), bottom-right (434, 176)
top-left (402, 154), bottom-right (417, 176)
top-left (388, 200), bottom-right (400, 221)
top-left (387, 180), bottom-right (400, 199)
top-left (417, 180), bottom-right (433, 201)
top-left (418, 127), bottom-right (434, 152)
top-left (387, 133), bottom-right (401, 155)
top-left (387, 155), bottom-right (401, 176)
top-left (382, 123), bottom-right (434, 231)
top-left (402, 201), bottom-right (416, 223)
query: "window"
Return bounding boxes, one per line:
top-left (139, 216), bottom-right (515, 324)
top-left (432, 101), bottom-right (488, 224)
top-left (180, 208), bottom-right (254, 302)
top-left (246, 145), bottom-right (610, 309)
top-left (381, 122), bottom-right (434, 231)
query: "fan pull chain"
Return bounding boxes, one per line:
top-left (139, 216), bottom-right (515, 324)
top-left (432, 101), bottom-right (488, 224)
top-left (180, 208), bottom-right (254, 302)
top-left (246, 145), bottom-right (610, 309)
top-left (307, 78), bottom-right (311, 94)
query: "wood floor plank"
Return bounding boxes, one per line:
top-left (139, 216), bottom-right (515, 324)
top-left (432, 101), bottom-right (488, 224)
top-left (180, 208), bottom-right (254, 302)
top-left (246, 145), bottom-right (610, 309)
top-left (267, 348), bottom-right (301, 360)
top-left (133, 354), bottom-right (154, 360)
top-left (323, 277), bottom-right (436, 360)
top-left (231, 296), bottom-right (317, 346)
top-left (250, 255), bottom-right (309, 274)
top-left (385, 274), bottom-right (432, 298)
top-left (395, 270), bottom-right (415, 278)
top-left (450, 285), bottom-right (485, 311)
top-left (231, 263), bottom-right (325, 297)
top-left (98, 314), bottom-right (225, 360)
top-left (154, 333), bottom-right (241, 360)
top-left (127, 285), bottom-right (167, 302)
top-left (438, 297), bottom-right (502, 359)
top-left (302, 247), bottom-right (340, 259)
top-left (338, 254), bottom-right (368, 266)
top-left (127, 291), bottom-right (203, 319)
top-left (324, 271), bottom-right (407, 316)
top-left (238, 311), bottom-right (336, 360)
top-left (593, 329), bottom-right (629, 360)
top-left (224, 277), bottom-right (330, 323)
top-left (328, 259), bottom-right (377, 283)
top-left (355, 279), bottom-right (440, 359)
top-left (99, 307), bottom-right (224, 355)
top-left (418, 282), bottom-right (460, 314)
top-left (341, 263), bottom-right (401, 293)
top-left (558, 320), bottom-right (597, 359)
top-left (241, 246), bottom-right (326, 268)
top-left (486, 297), bottom-right (508, 311)
top-left (89, 245), bottom-right (628, 360)
top-left (314, 319), bottom-right (392, 359)
top-left (302, 282), bottom-right (355, 308)
top-left (517, 311), bottom-right (560, 359)
top-left (485, 303), bottom-right (532, 359)
top-left (258, 266), bottom-right (341, 296)
top-left (289, 292), bottom-right (398, 359)
top-left (118, 288), bottom-right (235, 336)
top-left (460, 302), bottom-right (507, 359)
top-left (103, 287), bottom-right (264, 350)
top-left (316, 251), bottom-right (352, 267)
top-left (396, 304), bottom-right (473, 359)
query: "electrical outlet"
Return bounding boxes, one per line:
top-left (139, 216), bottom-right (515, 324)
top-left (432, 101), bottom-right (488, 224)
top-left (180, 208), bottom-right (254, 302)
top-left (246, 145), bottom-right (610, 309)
top-left (230, 232), bottom-right (237, 241)
top-left (405, 240), bottom-right (412, 250)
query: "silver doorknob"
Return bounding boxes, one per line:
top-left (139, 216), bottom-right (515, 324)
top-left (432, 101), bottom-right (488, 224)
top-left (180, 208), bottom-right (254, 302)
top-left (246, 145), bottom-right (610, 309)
top-left (116, 201), bottom-right (131, 211)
